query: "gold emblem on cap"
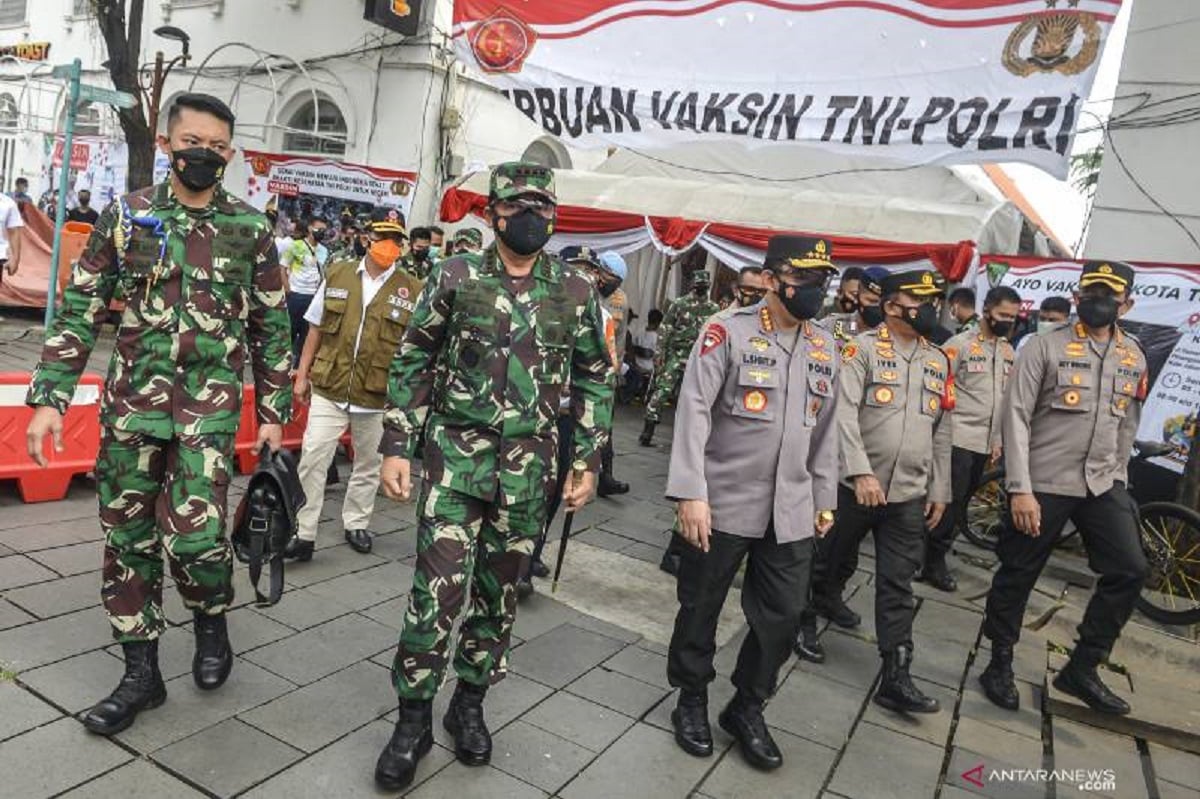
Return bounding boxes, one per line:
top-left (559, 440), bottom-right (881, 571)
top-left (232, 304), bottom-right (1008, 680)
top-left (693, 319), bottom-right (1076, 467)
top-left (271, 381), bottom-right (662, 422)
top-left (921, 273), bottom-right (934, 285)
top-left (1099, 264), bottom-right (1113, 274)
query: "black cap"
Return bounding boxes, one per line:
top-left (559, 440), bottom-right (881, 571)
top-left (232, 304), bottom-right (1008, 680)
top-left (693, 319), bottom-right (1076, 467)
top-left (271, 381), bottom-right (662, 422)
top-left (882, 269), bottom-right (943, 298)
top-left (558, 245), bottom-right (601, 268)
top-left (765, 235), bottom-right (837, 271)
top-left (1080, 260), bottom-right (1135, 293)
top-left (369, 207), bottom-right (407, 237)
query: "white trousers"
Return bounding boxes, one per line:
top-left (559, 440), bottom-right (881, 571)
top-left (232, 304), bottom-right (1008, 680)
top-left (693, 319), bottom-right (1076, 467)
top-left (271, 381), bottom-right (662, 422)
top-left (295, 393), bottom-right (385, 541)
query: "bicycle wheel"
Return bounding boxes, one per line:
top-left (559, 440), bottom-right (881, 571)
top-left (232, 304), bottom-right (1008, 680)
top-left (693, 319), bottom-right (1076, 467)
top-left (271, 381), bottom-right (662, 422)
top-left (963, 469), bottom-right (1006, 551)
top-left (1136, 501), bottom-right (1200, 626)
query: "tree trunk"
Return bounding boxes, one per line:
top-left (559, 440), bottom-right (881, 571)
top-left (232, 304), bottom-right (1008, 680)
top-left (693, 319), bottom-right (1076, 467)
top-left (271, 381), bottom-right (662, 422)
top-left (1180, 425), bottom-right (1200, 511)
top-left (123, 116), bottom-right (156, 189)
top-left (93, 0), bottom-right (154, 190)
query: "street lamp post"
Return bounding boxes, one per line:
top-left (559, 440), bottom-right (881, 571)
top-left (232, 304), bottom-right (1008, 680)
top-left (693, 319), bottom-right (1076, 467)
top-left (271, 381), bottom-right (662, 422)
top-left (143, 25), bottom-right (190, 138)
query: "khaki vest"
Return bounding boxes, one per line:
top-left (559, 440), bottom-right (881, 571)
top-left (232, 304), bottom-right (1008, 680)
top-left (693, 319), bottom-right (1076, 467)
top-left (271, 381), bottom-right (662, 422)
top-left (309, 259), bottom-right (424, 410)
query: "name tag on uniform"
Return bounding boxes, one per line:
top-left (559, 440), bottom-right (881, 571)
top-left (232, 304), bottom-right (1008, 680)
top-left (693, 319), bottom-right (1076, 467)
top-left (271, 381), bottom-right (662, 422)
top-left (388, 295), bottom-right (415, 312)
top-left (325, 287), bottom-right (349, 299)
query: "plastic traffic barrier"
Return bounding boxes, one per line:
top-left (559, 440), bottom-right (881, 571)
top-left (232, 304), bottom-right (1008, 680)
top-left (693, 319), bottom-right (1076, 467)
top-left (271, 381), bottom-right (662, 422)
top-left (234, 387), bottom-right (355, 475)
top-left (0, 372), bottom-right (103, 503)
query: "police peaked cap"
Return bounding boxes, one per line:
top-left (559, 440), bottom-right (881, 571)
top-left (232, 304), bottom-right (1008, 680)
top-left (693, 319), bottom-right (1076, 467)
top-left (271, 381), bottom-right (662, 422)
top-left (765, 235), bottom-right (837, 272)
top-left (559, 245), bottom-right (602, 268)
top-left (369, 207), bottom-right (408, 238)
top-left (882, 269), bottom-right (944, 298)
top-left (1080, 260), bottom-right (1135, 293)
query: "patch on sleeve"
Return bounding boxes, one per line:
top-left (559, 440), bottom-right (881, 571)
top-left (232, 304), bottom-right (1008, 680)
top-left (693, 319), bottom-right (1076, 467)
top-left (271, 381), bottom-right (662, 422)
top-left (841, 343), bottom-right (858, 362)
top-left (1136, 371), bottom-right (1149, 401)
top-left (700, 323), bottom-right (727, 356)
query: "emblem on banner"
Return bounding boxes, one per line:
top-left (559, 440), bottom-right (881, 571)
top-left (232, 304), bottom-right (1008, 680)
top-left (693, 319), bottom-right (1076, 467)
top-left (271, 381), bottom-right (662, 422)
top-left (986, 260), bottom-right (1011, 289)
top-left (1003, 2), bottom-right (1101, 77)
top-left (469, 9), bottom-right (537, 74)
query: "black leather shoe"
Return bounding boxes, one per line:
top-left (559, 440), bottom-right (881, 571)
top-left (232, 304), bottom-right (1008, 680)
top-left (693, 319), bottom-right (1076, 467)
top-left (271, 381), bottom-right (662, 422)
top-left (671, 693), bottom-right (713, 757)
top-left (978, 644), bottom-right (1020, 710)
top-left (874, 647), bottom-right (939, 714)
top-left (81, 640), bottom-right (166, 736)
top-left (922, 560), bottom-right (958, 592)
top-left (598, 474), bottom-right (630, 496)
top-left (516, 577), bottom-right (535, 601)
top-left (639, 421), bottom-right (656, 447)
top-left (375, 700), bottom-right (433, 791)
top-left (326, 461), bottom-right (340, 486)
top-left (813, 595), bottom-right (861, 629)
top-left (283, 536), bottom-right (314, 562)
top-left (444, 683), bottom-right (492, 765)
top-left (794, 621), bottom-right (826, 664)
top-left (1053, 657), bottom-right (1130, 715)
top-left (345, 528), bottom-right (373, 554)
top-left (530, 559), bottom-right (550, 579)
top-left (718, 696), bottom-right (783, 771)
top-left (192, 611), bottom-right (233, 691)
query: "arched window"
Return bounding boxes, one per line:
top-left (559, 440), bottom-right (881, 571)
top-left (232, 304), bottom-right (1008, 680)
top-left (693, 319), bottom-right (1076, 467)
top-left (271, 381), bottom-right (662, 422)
top-left (58, 101), bottom-right (104, 136)
top-left (520, 137), bottom-right (571, 169)
top-left (0, 94), bottom-right (18, 131)
top-left (282, 95), bottom-right (347, 156)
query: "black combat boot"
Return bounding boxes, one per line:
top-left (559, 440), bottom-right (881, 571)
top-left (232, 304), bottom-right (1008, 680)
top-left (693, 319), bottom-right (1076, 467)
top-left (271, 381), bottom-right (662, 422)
top-left (718, 694), bottom-right (783, 771)
top-left (597, 447), bottom-right (630, 496)
top-left (444, 681), bottom-right (492, 765)
top-left (639, 420), bottom-right (656, 447)
top-left (192, 611), bottom-right (233, 690)
top-left (283, 536), bottom-right (315, 562)
top-left (375, 699), bottom-right (434, 791)
top-left (793, 612), bottom-right (826, 664)
top-left (1052, 647), bottom-right (1130, 715)
top-left (670, 690), bottom-right (713, 757)
top-left (812, 592), bottom-right (861, 629)
top-left (978, 642), bottom-right (1020, 710)
top-left (874, 646), bottom-right (940, 714)
top-left (921, 556), bottom-right (958, 592)
top-left (81, 640), bottom-right (166, 736)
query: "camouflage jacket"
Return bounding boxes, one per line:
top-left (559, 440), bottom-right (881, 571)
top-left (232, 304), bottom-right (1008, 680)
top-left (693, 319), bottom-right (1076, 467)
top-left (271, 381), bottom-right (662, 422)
top-left (380, 245), bottom-right (614, 505)
top-left (27, 182), bottom-right (293, 436)
top-left (401, 253), bottom-right (435, 282)
top-left (656, 293), bottom-right (720, 368)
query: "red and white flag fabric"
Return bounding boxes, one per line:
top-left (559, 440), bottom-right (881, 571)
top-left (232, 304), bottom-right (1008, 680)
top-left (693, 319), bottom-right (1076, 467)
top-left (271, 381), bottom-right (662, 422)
top-left (452, 0), bottom-right (1123, 177)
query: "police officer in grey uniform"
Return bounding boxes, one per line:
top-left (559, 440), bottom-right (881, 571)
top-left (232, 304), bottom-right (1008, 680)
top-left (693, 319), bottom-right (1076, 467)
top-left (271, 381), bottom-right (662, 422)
top-left (665, 235), bottom-right (839, 771)
top-left (922, 285), bottom-right (1021, 591)
top-left (825, 269), bottom-right (952, 715)
top-left (979, 261), bottom-right (1149, 715)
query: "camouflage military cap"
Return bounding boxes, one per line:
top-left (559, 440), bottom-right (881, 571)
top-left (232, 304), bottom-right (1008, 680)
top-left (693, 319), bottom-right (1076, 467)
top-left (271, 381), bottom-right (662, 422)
top-left (689, 270), bottom-right (711, 288)
top-left (453, 227), bottom-right (483, 247)
top-left (490, 161), bottom-right (556, 203)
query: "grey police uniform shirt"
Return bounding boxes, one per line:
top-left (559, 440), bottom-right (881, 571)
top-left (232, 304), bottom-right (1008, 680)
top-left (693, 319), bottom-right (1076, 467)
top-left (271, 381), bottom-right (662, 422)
top-left (944, 328), bottom-right (1015, 455)
top-left (1002, 322), bottom-right (1147, 497)
top-left (665, 303), bottom-right (839, 543)
top-left (838, 326), bottom-right (953, 505)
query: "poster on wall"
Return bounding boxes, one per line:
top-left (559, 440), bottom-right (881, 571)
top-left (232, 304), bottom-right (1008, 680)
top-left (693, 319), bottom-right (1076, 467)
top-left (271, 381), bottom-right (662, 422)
top-left (975, 255), bottom-right (1200, 474)
top-left (241, 149), bottom-right (418, 229)
top-left (40, 135), bottom-right (130, 210)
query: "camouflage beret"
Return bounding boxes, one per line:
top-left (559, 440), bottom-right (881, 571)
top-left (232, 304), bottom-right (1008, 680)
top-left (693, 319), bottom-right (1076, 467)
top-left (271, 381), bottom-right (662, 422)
top-left (490, 161), bottom-right (556, 203)
top-left (453, 227), bottom-right (484, 247)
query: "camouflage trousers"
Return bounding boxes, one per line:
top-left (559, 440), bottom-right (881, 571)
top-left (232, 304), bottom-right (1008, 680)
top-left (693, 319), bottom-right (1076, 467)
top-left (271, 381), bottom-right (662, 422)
top-left (96, 428), bottom-right (236, 643)
top-left (392, 483), bottom-right (545, 700)
top-left (644, 356), bottom-right (687, 423)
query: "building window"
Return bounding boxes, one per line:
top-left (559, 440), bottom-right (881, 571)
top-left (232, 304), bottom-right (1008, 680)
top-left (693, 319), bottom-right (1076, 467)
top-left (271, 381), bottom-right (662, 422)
top-left (283, 96), bottom-right (348, 157)
top-left (0, 94), bottom-right (18, 130)
top-left (0, 0), bottom-right (27, 26)
top-left (521, 137), bottom-right (571, 169)
top-left (59, 101), bottom-right (104, 136)
top-left (72, 0), bottom-right (90, 16)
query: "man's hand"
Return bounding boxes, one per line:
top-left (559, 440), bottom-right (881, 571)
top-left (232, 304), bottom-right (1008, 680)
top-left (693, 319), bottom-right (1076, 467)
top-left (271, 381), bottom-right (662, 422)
top-left (3, 258), bottom-right (15, 276)
top-left (294, 372), bottom-right (311, 405)
top-left (815, 511), bottom-right (835, 538)
top-left (381, 456), bottom-right (412, 501)
top-left (562, 471), bottom-right (596, 512)
top-left (677, 499), bottom-right (712, 552)
top-left (854, 474), bottom-right (886, 507)
top-left (989, 443), bottom-right (1003, 465)
top-left (1011, 492), bottom-right (1041, 537)
top-left (925, 502), bottom-right (946, 530)
top-left (255, 423), bottom-right (283, 454)
top-left (26, 406), bottom-right (64, 467)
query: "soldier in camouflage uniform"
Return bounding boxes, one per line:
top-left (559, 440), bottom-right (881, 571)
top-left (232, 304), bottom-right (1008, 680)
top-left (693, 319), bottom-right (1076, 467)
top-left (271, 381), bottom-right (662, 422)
top-left (451, 227), bottom-right (483, 256)
top-left (373, 162), bottom-right (613, 792)
top-left (639, 270), bottom-right (720, 446)
top-left (25, 95), bottom-right (292, 736)
top-left (400, 226), bottom-right (435, 281)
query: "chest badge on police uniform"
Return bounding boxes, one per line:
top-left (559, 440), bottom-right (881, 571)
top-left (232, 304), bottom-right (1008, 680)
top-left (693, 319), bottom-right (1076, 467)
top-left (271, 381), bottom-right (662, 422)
top-left (743, 389), bottom-right (768, 412)
top-left (1063, 389), bottom-right (1081, 406)
top-left (1065, 342), bottom-right (1086, 357)
top-left (748, 368), bottom-right (771, 385)
top-left (874, 386), bottom-right (894, 404)
top-left (749, 336), bottom-right (770, 353)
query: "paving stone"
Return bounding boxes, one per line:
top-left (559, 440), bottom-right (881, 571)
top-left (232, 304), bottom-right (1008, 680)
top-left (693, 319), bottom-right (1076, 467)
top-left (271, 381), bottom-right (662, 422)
top-left (303, 560), bottom-right (413, 611)
top-left (602, 642), bottom-right (672, 689)
top-left (0, 681), bottom-right (62, 740)
top-left (566, 666), bottom-right (670, 718)
top-left (911, 631), bottom-right (973, 690)
top-left (827, 721), bottom-right (943, 798)
top-left (490, 719), bottom-right (596, 794)
top-left (523, 690), bottom-right (636, 753)
top-left (1158, 780), bottom-right (1200, 799)
top-left (575, 527), bottom-right (635, 552)
top-left (957, 675), bottom-right (1044, 742)
top-left (0, 501), bottom-right (98, 535)
top-left (282, 544), bottom-right (388, 588)
top-left (561, 722), bottom-right (713, 799)
top-left (0, 717), bottom-right (130, 797)
top-left (620, 541), bottom-right (666, 564)
top-left (0, 605), bottom-right (113, 671)
top-left (5, 571), bottom-right (98, 619)
top-left (153, 717), bottom-right (303, 796)
top-left (367, 528), bottom-right (418, 559)
top-left (570, 612), bottom-right (643, 644)
top-left (598, 516), bottom-right (672, 547)
top-left (511, 624), bottom-right (627, 689)
top-left (358, 595), bottom-right (407, 631)
top-left (511, 593), bottom-right (584, 641)
top-left (18, 649), bottom-right (123, 713)
top-left (698, 727), bottom-right (837, 799)
top-left (796, 629), bottom-right (881, 692)
top-left (1051, 718), bottom-right (1147, 799)
top-left (243, 720), bottom-right (454, 799)
top-left (860, 676), bottom-right (956, 746)
top-left (427, 672), bottom-right (555, 749)
top-left (953, 717), bottom-right (1044, 770)
top-left (1149, 744), bottom-right (1200, 790)
top-left (765, 669), bottom-right (864, 750)
top-left (0, 597), bottom-right (35, 630)
top-left (946, 745), bottom-right (1045, 799)
top-left (250, 586), bottom-right (357, 630)
top-left (409, 761), bottom-right (548, 799)
top-left (0, 553), bottom-right (58, 590)
top-left (116, 659), bottom-right (294, 753)
top-left (243, 613), bottom-right (395, 685)
top-left (241, 660), bottom-right (395, 752)
top-left (25, 540), bottom-right (103, 576)
top-left (913, 597), bottom-right (984, 646)
top-left (58, 758), bottom-right (207, 799)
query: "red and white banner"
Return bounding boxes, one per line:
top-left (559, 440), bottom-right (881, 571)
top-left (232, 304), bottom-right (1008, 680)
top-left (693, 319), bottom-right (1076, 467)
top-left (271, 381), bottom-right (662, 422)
top-left (452, 0), bottom-right (1122, 177)
top-left (240, 150), bottom-right (418, 218)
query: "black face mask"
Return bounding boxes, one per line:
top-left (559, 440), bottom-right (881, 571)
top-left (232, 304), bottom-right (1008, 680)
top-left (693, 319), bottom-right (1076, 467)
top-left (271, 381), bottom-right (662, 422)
top-left (778, 284), bottom-right (825, 321)
top-left (170, 147), bottom-right (226, 192)
top-left (899, 302), bottom-right (940, 337)
top-left (495, 208), bottom-right (553, 256)
top-left (596, 277), bottom-right (619, 299)
top-left (78, 197), bottom-right (91, 208)
top-left (692, 284), bottom-right (709, 298)
top-left (989, 317), bottom-right (1014, 337)
top-left (1077, 294), bottom-right (1119, 328)
top-left (310, 229), bottom-right (326, 243)
top-left (860, 303), bottom-right (885, 329)
top-left (737, 288), bottom-right (766, 307)
top-left (411, 248), bottom-right (429, 262)
top-left (838, 295), bottom-right (858, 314)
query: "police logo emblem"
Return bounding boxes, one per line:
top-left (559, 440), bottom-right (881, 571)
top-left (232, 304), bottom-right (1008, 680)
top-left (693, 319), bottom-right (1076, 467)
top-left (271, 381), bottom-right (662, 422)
top-left (1002, 3), bottom-right (1101, 78)
top-left (874, 386), bottom-right (894, 404)
top-left (842, 343), bottom-right (859, 362)
top-left (1063, 389), bottom-right (1081, 406)
top-left (743, 390), bottom-right (768, 413)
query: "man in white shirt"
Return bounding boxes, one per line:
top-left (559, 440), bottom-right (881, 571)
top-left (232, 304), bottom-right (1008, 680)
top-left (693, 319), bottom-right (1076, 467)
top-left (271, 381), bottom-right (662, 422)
top-left (0, 191), bottom-right (24, 280)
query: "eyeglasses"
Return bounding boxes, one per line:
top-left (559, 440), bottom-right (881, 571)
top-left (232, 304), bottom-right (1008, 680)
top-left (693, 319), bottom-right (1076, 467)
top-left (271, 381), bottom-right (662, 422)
top-left (494, 197), bottom-right (556, 219)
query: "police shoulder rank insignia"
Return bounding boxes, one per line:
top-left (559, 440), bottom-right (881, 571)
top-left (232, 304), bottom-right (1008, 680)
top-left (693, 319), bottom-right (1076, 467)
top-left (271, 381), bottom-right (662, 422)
top-left (1136, 372), bottom-right (1149, 401)
top-left (743, 389), bottom-right (768, 412)
top-left (326, 287), bottom-right (350, 299)
top-left (701, 323), bottom-right (727, 356)
top-left (945, 346), bottom-right (959, 362)
top-left (842, 343), bottom-right (859, 362)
